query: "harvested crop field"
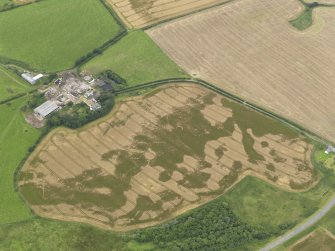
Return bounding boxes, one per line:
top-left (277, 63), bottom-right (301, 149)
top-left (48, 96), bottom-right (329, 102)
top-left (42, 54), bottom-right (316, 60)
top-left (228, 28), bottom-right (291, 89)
top-left (19, 84), bottom-right (317, 230)
top-left (107, 0), bottom-right (230, 28)
top-left (147, 0), bottom-right (335, 143)
top-left (290, 229), bottom-right (335, 251)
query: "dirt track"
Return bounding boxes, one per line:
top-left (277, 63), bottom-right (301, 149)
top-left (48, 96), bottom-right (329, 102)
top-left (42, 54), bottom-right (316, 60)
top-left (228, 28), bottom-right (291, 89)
top-left (147, 0), bottom-right (335, 143)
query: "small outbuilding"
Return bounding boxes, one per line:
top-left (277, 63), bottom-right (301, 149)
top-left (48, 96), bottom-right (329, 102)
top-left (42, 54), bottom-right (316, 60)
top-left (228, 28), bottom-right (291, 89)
top-left (325, 145), bottom-right (335, 154)
top-left (34, 101), bottom-right (59, 119)
top-left (22, 72), bottom-right (44, 84)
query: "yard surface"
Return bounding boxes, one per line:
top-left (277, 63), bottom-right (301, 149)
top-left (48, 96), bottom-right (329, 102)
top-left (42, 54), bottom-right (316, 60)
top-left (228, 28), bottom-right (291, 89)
top-left (0, 0), bottom-right (121, 72)
top-left (82, 31), bottom-right (188, 86)
top-left (0, 65), bottom-right (33, 102)
top-left (147, 0), bottom-right (335, 143)
top-left (0, 96), bottom-right (40, 224)
top-left (19, 84), bottom-right (317, 230)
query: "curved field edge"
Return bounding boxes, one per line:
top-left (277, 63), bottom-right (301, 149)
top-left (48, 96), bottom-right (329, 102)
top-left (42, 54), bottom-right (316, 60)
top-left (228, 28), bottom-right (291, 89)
top-left (0, 0), bottom-right (123, 72)
top-left (2, 163), bottom-right (335, 250)
top-left (20, 84), bottom-right (318, 229)
top-left (0, 84), bottom-right (334, 250)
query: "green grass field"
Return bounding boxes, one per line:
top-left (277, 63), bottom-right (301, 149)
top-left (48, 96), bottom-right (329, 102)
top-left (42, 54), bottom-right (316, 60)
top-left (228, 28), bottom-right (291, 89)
top-left (0, 65), bottom-right (33, 102)
top-left (0, 96), bottom-right (40, 224)
top-left (0, 0), bottom-right (120, 72)
top-left (82, 31), bottom-right (188, 86)
top-left (0, 219), bottom-right (128, 251)
top-left (224, 176), bottom-right (319, 232)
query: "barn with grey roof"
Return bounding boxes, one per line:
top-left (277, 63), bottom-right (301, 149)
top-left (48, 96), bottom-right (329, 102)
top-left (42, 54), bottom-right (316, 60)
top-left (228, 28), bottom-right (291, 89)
top-left (34, 101), bottom-right (59, 118)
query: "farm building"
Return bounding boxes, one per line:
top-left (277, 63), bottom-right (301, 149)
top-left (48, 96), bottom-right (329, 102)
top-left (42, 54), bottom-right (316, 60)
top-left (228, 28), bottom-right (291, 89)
top-left (325, 146), bottom-right (335, 154)
top-left (21, 72), bottom-right (43, 84)
top-left (34, 101), bottom-right (59, 119)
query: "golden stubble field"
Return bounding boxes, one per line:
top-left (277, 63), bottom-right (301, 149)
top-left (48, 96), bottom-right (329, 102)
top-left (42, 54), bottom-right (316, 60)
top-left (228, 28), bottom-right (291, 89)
top-left (147, 0), bottom-right (335, 143)
top-left (18, 84), bottom-right (317, 230)
top-left (106, 0), bottom-right (231, 28)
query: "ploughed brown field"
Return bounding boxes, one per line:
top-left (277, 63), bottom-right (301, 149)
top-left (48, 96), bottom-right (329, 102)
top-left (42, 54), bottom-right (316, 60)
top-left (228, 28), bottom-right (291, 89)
top-left (106, 0), bottom-right (230, 28)
top-left (19, 84), bottom-right (317, 230)
top-left (147, 0), bottom-right (335, 143)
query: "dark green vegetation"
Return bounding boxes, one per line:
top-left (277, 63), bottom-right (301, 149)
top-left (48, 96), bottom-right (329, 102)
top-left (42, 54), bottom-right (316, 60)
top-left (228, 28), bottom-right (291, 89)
top-left (289, 0), bottom-right (335, 30)
top-left (82, 31), bottom-right (188, 86)
top-left (134, 199), bottom-right (269, 251)
top-left (290, 5), bottom-right (314, 30)
top-left (0, 0), bottom-right (121, 72)
top-left (46, 91), bottom-right (115, 129)
top-left (0, 97), bottom-right (40, 224)
top-left (0, 65), bottom-right (33, 103)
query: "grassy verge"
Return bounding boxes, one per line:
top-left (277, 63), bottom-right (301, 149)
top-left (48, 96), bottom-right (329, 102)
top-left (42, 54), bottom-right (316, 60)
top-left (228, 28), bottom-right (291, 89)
top-left (0, 96), bottom-right (41, 224)
top-left (82, 31), bottom-right (188, 86)
top-left (0, 219), bottom-right (128, 251)
top-left (0, 0), bottom-right (121, 72)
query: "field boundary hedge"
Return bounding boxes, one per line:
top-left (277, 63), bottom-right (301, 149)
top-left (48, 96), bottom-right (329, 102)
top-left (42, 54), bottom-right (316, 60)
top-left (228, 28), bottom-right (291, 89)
top-left (0, 0), bottom-right (128, 74)
top-left (0, 0), bottom-right (45, 13)
top-left (114, 78), bottom-right (332, 145)
top-left (73, 0), bottom-right (128, 69)
top-left (8, 77), bottom-right (332, 227)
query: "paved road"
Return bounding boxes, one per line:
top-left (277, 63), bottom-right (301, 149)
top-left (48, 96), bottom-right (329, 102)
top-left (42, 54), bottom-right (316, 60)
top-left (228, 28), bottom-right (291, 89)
top-left (260, 195), bottom-right (335, 251)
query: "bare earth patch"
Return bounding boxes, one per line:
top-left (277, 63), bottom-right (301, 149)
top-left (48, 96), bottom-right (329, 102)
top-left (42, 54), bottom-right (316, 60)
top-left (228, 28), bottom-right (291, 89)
top-left (147, 0), bottom-right (335, 143)
top-left (19, 84), bottom-right (317, 231)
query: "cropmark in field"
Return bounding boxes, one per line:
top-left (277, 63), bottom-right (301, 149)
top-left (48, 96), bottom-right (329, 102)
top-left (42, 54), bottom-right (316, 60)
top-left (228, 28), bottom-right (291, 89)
top-left (107, 0), bottom-right (231, 29)
top-left (19, 84), bottom-right (317, 230)
top-left (147, 0), bottom-right (335, 143)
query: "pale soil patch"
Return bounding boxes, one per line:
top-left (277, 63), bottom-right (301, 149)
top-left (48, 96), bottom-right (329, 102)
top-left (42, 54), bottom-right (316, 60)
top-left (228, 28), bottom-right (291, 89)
top-left (19, 84), bottom-right (317, 231)
top-left (148, 0), bottom-right (335, 143)
top-left (106, 0), bottom-right (232, 28)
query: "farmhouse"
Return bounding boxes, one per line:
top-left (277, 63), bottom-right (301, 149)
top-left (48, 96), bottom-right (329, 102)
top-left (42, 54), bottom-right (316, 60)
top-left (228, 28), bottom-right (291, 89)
top-left (21, 72), bottom-right (43, 84)
top-left (34, 101), bottom-right (59, 119)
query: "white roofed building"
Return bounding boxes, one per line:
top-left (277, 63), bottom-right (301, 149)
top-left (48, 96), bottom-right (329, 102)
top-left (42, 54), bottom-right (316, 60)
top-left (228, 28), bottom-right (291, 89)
top-left (34, 101), bottom-right (59, 119)
top-left (22, 72), bottom-right (44, 84)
